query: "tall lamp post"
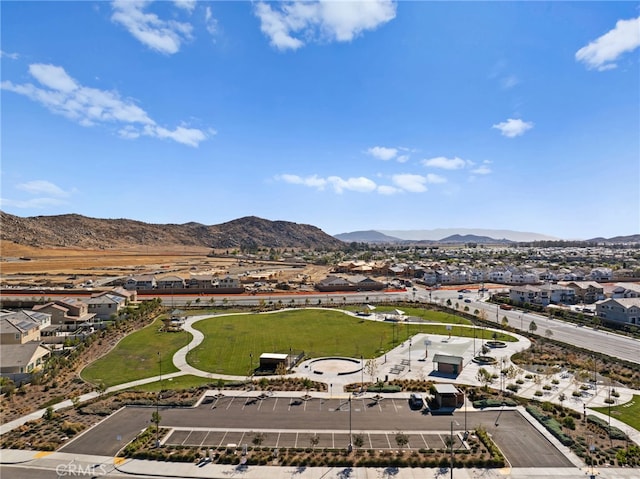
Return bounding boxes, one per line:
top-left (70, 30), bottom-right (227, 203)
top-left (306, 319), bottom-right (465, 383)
top-left (408, 338), bottom-right (412, 372)
top-left (348, 394), bottom-right (353, 453)
top-left (360, 355), bottom-right (364, 391)
top-left (156, 351), bottom-right (162, 448)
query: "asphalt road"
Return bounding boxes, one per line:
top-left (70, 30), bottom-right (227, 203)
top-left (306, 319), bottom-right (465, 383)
top-left (59, 397), bottom-right (571, 468)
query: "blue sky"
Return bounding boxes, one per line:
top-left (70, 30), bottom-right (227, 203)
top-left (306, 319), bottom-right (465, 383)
top-left (1, 1), bottom-right (639, 240)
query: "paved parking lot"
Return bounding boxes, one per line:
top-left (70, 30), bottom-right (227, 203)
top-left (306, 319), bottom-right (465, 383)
top-left (60, 395), bottom-right (573, 468)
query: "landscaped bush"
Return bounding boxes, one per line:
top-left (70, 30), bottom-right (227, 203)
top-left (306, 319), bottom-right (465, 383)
top-left (586, 415), bottom-right (628, 440)
top-left (472, 398), bottom-right (516, 409)
top-left (475, 426), bottom-right (505, 467)
top-left (526, 406), bottom-right (573, 446)
top-left (366, 384), bottom-right (402, 393)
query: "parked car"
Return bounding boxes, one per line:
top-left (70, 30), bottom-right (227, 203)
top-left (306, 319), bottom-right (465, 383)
top-left (409, 393), bottom-right (425, 410)
top-left (464, 298), bottom-right (471, 303)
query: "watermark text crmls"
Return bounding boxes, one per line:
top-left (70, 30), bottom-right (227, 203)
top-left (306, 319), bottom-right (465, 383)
top-left (55, 462), bottom-right (108, 476)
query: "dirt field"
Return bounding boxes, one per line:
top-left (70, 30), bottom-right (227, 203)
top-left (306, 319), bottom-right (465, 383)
top-left (0, 241), bottom-right (331, 287)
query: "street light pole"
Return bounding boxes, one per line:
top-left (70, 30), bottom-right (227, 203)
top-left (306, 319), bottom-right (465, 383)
top-left (408, 338), bottom-right (412, 372)
top-left (348, 394), bottom-right (353, 453)
top-left (360, 355), bottom-right (364, 391)
top-left (450, 420), bottom-right (454, 479)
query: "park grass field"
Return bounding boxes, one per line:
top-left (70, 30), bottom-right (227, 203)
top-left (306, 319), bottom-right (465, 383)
top-left (188, 309), bottom-right (514, 376)
top-left (127, 374), bottom-right (216, 392)
top-left (82, 308), bottom-right (515, 386)
top-left (593, 394), bottom-right (640, 432)
top-left (81, 317), bottom-right (189, 387)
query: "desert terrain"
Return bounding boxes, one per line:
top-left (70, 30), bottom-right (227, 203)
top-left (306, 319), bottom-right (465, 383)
top-left (0, 241), bottom-right (331, 288)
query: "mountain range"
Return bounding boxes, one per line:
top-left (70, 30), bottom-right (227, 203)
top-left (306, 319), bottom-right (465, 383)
top-left (1, 211), bottom-right (637, 250)
top-left (0, 212), bottom-right (343, 250)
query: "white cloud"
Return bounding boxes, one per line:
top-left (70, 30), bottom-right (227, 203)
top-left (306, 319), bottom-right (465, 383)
top-left (254, 0), bottom-right (396, 51)
top-left (17, 180), bottom-right (71, 197)
top-left (576, 16), bottom-right (640, 71)
top-left (396, 154), bottom-right (409, 163)
top-left (2, 63), bottom-right (208, 147)
top-left (422, 156), bottom-right (469, 170)
top-left (471, 165), bottom-right (491, 175)
top-left (367, 146), bottom-right (398, 161)
top-left (277, 174), bottom-right (328, 190)
top-left (173, 0), bottom-right (196, 13)
top-left (204, 6), bottom-right (218, 35)
top-left (377, 185), bottom-right (400, 195)
top-left (2, 180), bottom-right (75, 210)
top-left (1, 50), bottom-right (19, 60)
top-left (29, 64), bottom-right (78, 93)
top-left (392, 174), bottom-right (427, 193)
top-left (111, 0), bottom-right (193, 55)
top-left (492, 118), bottom-right (533, 138)
top-left (327, 176), bottom-right (377, 194)
top-left (501, 75), bottom-right (519, 89)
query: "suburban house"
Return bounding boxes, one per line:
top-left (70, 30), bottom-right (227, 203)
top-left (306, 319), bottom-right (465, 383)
top-left (609, 283), bottom-right (640, 299)
top-left (509, 284), bottom-right (575, 306)
top-left (562, 281), bottom-right (605, 304)
top-left (85, 292), bottom-right (127, 320)
top-left (596, 298), bottom-right (640, 326)
top-left (0, 310), bottom-right (52, 377)
top-left (32, 298), bottom-right (95, 331)
top-left (315, 275), bottom-right (384, 292)
top-left (124, 275), bottom-right (156, 290)
top-left (590, 268), bottom-right (613, 282)
top-left (156, 275), bottom-right (186, 289)
top-left (188, 274), bottom-right (215, 289)
top-left (215, 275), bottom-right (241, 289)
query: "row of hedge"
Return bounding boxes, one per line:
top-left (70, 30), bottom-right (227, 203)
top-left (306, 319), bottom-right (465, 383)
top-left (473, 398), bottom-right (517, 409)
top-left (586, 415), bottom-right (628, 441)
top-left (475, 427), bottom-right (506, 467)
top-left (526, 406), bottom-right (573, 446)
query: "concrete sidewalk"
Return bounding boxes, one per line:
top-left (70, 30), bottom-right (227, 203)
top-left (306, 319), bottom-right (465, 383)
top-left (1, 449), bottom-right (638, 479)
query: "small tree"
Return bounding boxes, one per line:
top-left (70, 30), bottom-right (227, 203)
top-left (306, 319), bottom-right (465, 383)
top-left (151, 410), bottom-right (161, 429)
top-left (352, 433), bottom-right (365, 451)
top-left (364, 358), bottom-right (378, 383)
top-left (501, 316), bottom-right (509, 328)
top-left (252, 432), bottom-right (265, 447)
top-left (275, 362), bottom-right (287, 378)
top-left (309, 434), bottom-right (320, 448)
top-left (43, 406), bottom-right (55, 421)
top-left (476, 367), bottom-right (493, 390)
top-left (395, 431), bottom-right (409, 450)
top-left (528, 321), bottom-right (538, 334)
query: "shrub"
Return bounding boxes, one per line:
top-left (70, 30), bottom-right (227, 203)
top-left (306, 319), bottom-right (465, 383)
top-left (526, 406), bottom-right (573, 446)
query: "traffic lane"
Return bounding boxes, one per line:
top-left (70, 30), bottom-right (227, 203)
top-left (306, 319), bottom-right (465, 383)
top-left (59, 406), bottom-right (152, 456)
top-left (472, 410), bottom-right (573, 468)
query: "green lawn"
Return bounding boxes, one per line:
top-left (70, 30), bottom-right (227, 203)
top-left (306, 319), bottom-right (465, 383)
top-left (82, 308), bottom-right (515, 386)
top-left (81, 318), bottom-right (191, 387)
top-left (127, 374), bottom-right (219, 392)
top-left (188, 309), bottom-right (514, 375)
top-left (593, 394), bottom-right (640, 432)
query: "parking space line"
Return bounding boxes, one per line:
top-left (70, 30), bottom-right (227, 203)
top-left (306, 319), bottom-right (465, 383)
top-left (332, 432), bottom-right (335, 449)
top-left (272, 398), bottom-right (278, 411)
top-left (385, 433), bottom-right (392, 449)
top-left (257, 399), bottom-right (262, 411)
top-left (182, 431), bottom-right (193, 446)
top-left (275, 432), bottom-right (281, 448)
top-left (294, 432), bottom-right (299, 448)
top-left (225, 398), bottom-right (234, 410)
top-left (391, 399), bottom-right (399, 413)
top-left (420, 433), bottom-right (428, 448)
top-left (217, 431), bottom-right (228, 448)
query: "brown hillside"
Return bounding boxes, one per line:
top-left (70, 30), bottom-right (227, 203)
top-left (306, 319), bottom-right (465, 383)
top-left (0, 212), bottom-right (344, 250)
